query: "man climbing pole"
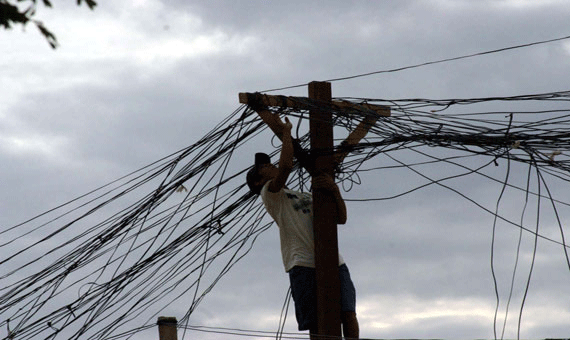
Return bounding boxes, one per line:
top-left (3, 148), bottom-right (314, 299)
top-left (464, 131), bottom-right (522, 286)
top-left (246, 108), bottom-right (379, 339)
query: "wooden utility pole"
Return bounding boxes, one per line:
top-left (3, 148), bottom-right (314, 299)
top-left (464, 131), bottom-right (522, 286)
top-left (157, 316), bottom-right (178, 340)
top-left (308, 81), bottom-right (341, 339)
top-left (239, 85), bottom-right (389, 340)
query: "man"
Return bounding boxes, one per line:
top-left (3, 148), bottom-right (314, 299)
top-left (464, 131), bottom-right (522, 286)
top-left (246, 113), bottom-right (377, 339)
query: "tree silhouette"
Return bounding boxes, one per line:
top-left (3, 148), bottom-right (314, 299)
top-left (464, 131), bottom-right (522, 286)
top-left (0, 0), bottom-right (96, 48)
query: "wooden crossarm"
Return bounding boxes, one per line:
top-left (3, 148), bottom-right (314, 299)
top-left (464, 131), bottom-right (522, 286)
top-left (239, 92), bottom-right (390, 117)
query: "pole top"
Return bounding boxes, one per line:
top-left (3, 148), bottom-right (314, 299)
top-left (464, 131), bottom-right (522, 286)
top-left (157, 316), bottom-right (177, 326)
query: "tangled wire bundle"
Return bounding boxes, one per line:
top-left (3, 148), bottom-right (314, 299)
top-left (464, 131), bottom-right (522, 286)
top-left (1, 90), bottom-right (570, 339)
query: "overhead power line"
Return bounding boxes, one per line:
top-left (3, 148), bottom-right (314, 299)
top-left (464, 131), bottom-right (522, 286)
top-left (261, 34), bottom-right (570, 93)
top-left (3, 33), bottom-right (570, 338)
top-left (2, 90), bottom-right (570, 339)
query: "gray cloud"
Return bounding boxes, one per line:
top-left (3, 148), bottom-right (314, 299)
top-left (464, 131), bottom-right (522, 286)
top-left (2, 1), bottom-right (570, 339)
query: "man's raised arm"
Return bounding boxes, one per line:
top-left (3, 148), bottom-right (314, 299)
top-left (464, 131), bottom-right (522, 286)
top-left (334, 114), bottom-right (379, 166)
top-left (268, 116), bottom-right (293, 193)
top-left (312, 174), bottom-right (347, 225)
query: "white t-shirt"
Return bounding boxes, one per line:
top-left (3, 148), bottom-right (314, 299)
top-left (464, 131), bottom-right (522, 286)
top-left (260, 181), bottom-right (344, 272)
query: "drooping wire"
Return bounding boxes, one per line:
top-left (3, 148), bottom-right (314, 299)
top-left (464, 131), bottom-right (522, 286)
top-left (499, 162), bottom-right (532, 340)
top-left (491, 149), bottom-right (512, 340)
top-left (2, 90), bottom-right (570, 339)
top-left (276, 287), bottom-right (293, 340)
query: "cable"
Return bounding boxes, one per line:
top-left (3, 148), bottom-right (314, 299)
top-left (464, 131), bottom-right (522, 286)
top-left (277, 286), bottom-right (293, 340)
top-left (2, 89), bottom-right (570, 338)
top-left (261, 34), bottom-right (570, 93)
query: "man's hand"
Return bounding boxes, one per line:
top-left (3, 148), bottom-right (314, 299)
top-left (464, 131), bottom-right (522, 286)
top-left (313, 173), bottom-right (347, 224)
top-left (312, 173), bottom-right (339, 193)
top-left (276, 115), bottom-right (292, 134)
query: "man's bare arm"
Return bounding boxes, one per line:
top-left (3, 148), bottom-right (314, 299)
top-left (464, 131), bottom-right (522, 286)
top-left (331, 183), bottom-right (347, 225)
top-left (334, 115), bottom-right (379, 166)
top-left (313, 174), bottom-right (347, 225)
top-left (268, 116), bottom-right (293, 193)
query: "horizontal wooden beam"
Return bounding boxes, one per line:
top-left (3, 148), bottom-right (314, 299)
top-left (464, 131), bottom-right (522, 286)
top-left (239, 92), bottom-right (390, 117)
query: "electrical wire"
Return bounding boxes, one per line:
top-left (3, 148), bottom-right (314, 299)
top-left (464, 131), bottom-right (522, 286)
top-left (260, 34), bottom-right (570, 93)
top-left (2, 50), bottom-right (570, 339)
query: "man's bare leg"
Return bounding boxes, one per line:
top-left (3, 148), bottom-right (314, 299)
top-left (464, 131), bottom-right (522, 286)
top-left (341, 311), bottom-right (359, 339)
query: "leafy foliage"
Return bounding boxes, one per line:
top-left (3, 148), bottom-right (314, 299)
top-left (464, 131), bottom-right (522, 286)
top-left (0, 0), bottom-right (97, 48)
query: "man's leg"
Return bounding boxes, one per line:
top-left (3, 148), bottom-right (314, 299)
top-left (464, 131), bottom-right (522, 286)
top-left (339, 264), bottom-right (358, 339)
top-left (289, 267), bottom-right (317, 333)
top-left (341, 311), bottom-right (359, 339)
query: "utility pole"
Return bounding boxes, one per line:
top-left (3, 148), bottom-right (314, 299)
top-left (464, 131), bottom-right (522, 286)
top-left (239, 85), bottom-right (389, 339)
top-left (308, 81), bottom-right (341, 339)
top-left (157, 317), bottom-right (178, 340)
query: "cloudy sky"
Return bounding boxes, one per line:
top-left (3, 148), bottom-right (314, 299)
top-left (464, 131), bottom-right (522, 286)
top-left (2, 1), bottom-right (570, 339)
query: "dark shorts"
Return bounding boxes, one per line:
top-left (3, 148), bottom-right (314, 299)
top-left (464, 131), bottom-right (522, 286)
top-left (288, 264), bottom-right (356, 331)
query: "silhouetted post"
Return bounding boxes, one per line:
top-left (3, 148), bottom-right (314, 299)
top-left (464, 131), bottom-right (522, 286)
top-left (309, 81), bottom-right (342, 339)
top-left (157, 317), bottom-right (178, 340)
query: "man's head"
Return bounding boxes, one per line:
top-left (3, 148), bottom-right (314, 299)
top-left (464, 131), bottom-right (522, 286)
top-left (246, 153), bottom-right (275, 195)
